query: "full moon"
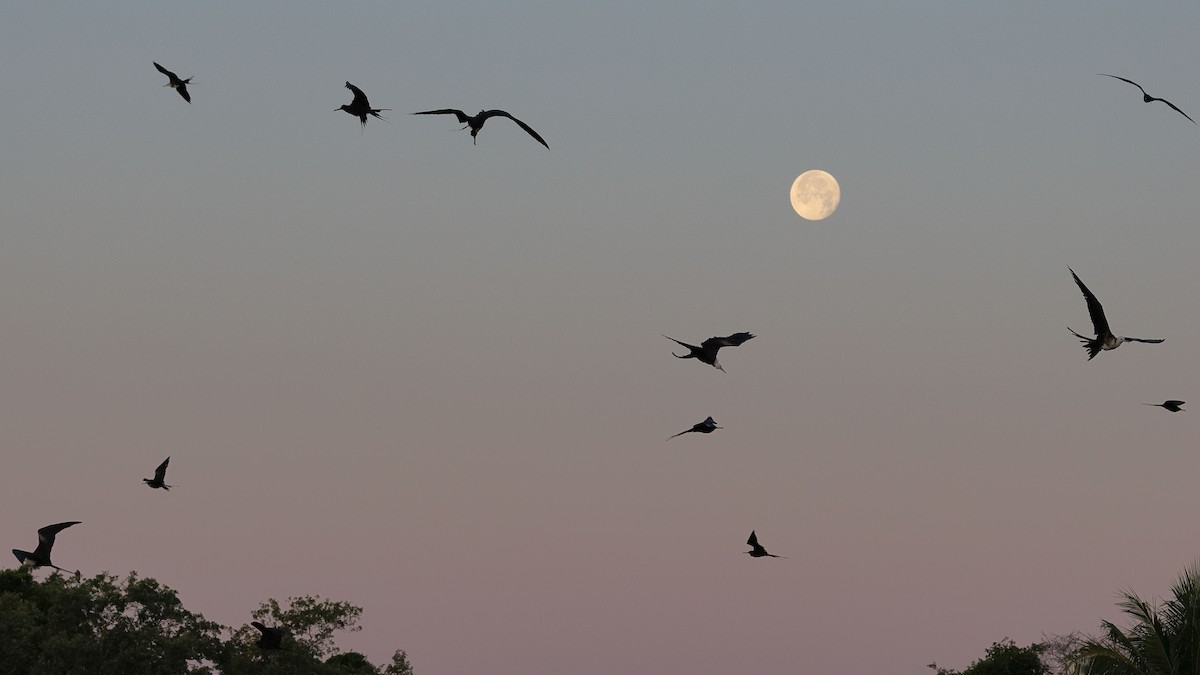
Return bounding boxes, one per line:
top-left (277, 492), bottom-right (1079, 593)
top-left (790, 170), bottom-right (841, 221)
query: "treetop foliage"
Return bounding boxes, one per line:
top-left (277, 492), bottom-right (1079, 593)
top-left (0, 568), bottom-right (412, 675)
top-left (929, 639), bottom-right (1048, 675)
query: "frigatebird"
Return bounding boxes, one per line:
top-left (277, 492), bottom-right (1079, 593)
top-left (154, 62), bottom-right (192, 103)
top-left (1068, 267), bottom-right (1163, 360)
top-left (745, 530), bottom-right (785, 559)
top-left (1100, 74), bottom-right (1196, 124)
top-left (12, 521), bottom-right (80, 574)
top-left (143, 457), bottom-right (173, 490)
top-left (251, 621), bottom-right (285, 650)
top-left (667, 416), bottom-right (722, 440)
top-left (412, 108), bottom-right (549, 148)
top-left (338, 82), bottom-right (389, 129)
top-left (662, 332), bottom-right (755, 372)
top-left (1145, 400), bottom-right (1185, 412)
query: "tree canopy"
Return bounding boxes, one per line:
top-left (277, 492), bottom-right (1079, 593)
top-left (1065, 564), bottom-right (1200, 675)
top-left (0, 568), bottom-right (412, 675)
top-left (929, 564), bottom-right (1200, 675)
top-left (929, 639), bottom-right (1049, 675)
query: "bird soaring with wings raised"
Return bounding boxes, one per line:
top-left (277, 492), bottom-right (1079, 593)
top-left (662, 332), bottom-right (755, 372)
top-left (667, 416), bottom-right (722, 440)
top-left (154, 62), bottom-right (193, 103)
top-left (12, 521), bottom-right (81, 574)
top-left (338, 82), bottom-right (389, 129)
top-left (1145, 400), bottom-right (1185, 412)
top-left (1068, 267), bottom-right (1163, 360)
top-left (252, 621), bottom-right (285, 650)
top-left (745, 530), bottom-right (785, 559)
top-left (1100, 74), bottom-right (1196, 124)
top-left (413, 108), bottom-right (549, 148)
top-left (143, 457), bottom-right (173, 490)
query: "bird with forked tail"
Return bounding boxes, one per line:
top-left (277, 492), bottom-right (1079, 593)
top-left (154, 62), bottom-right (193, 103)
top-left (662, 332), bottom-right (755, 372)
top-left (667, 416), bottom-right (722, 440)
top-left (143, 457), bottom-right (173, 490)
top-left (12, 521), bottom-right (81, 575)
top-left (1145, 400), bottom-right (1185, 412)
top-left (1067, 267), bottom-right (1162, 360)
top-left (413, 108), bottom-right (548, 149)
top-left (745, 530), bottom-right (786, 559)
top-left (338, 82), bottom-right (389, 130)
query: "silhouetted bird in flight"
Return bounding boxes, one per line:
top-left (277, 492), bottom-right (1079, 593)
top-left (667, 416), bottom-right (722, 440)
top-left (412, 108), bottom-right (549, 149)
top-left (745, 530), bottom-right (785, 559)
top-left (338, 82), bottom-right (389, 129)
top-left (251, 621), bottom-right (285, 650)
top-left (1068, 267), bottom-right (1162, 360)
top-left (12, 521), bottom-right (81, 574)
top-left (1100, 74), bottom-right (1196, 124)
top-left (662, 332), bottom-right (755, 372)
top-left (154, 62), bottom-right (192, 103)
top-left (143, 457), bottom-right (173, 490)
top-left (1145, 400), bottom-right (1185, 412)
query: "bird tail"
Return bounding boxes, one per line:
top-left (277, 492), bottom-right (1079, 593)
top-left (661, 335), bottom-right (696, 358)
top-left (1068, 327), bottom-right (1101, 360)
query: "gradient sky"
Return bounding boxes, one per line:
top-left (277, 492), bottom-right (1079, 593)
top-left (4, 3), bottom-right (1200, 673)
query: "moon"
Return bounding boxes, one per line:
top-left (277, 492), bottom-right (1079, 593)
top-left (790, 170), bottom-right (841, 221)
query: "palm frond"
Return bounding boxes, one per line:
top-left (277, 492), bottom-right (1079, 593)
top-left (1067, 565), bottom-right (1200, 675)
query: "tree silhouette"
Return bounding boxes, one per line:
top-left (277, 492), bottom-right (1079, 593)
top-left (0, 568), bottom-right (413, 675)
top-left (0, 568), bottom-right (222, 674)
top-left (929, 638), bottom-right (1048, 675)
top-left (1067, 564), bottom-right (1200, 675)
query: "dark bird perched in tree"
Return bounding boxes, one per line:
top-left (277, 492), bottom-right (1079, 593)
top-left (12, 522), bottom-right (81, 574)
top-left (412, 108), bottom-right (549, 148)
top-left (1145, 400), bottom-right (1185, 412)
top-left (667, 416), bottom-right (722, 440)
top-left (662, 332), bottom-right (755, 372)
top-left (251, 621), bottom-right (285, 650)
top-left (143, 457), bottom-right (173, 490)
top-left (338, 82), bottom-right (389, 129)
top-left (154, 62), bottom-right (193, 103)
top-left (745, 530), bottom-right (785, 559)
top-left (1100, 74), bottom-right (1196, 124)
top-left (1067, 268), bottom-right (1162, 360)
